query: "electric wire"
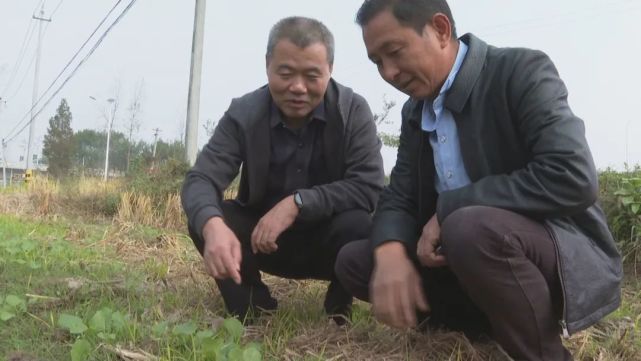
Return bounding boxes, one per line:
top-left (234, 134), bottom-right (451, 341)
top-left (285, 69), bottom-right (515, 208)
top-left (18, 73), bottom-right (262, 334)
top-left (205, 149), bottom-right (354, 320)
top-left (4, 0), bottom-right (139, 144)
top-left (0, 16), bottom-right (37, 97)
top-left (3, 0), bottom-right (127, 140)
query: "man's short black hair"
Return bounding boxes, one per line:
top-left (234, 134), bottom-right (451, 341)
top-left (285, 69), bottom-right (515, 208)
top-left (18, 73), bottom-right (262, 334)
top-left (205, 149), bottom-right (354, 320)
top-left (356, 0), bottom-right (457, 39)
top-left (266, 16), bottom-right (335, 66)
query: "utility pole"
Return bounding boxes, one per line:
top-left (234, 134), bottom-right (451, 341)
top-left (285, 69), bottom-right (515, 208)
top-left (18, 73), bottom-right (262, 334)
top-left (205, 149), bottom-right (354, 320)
top-left (625, 119), bottom-right (631, 169)
top-left (184, 0), bottom-right (206, 165)
top-left (25, 3), bottom-right (51, 170)
top-left (152, 128), bottom-right (161, 158)
top-left (0, 100), bottom-right (5, 188)
top-left (104, 98), bottom-right (116, 181)
top-left (2, 139), bottom-right (7, 188)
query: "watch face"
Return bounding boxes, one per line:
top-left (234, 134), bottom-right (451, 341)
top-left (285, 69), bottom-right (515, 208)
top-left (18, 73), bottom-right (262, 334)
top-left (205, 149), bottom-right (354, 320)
top-left (295, 193), bottom-right (303, 208)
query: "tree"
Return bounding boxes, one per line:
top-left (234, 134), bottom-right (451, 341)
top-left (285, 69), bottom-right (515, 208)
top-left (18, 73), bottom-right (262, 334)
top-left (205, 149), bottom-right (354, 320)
top-left (203, 118), bottom-right (218, 137)
top-left (374, 96), bottom-right (399, 147)
top-left (73, 129), bottom-right (135, 175)
top-left (125, 79), bottom-right (144, 173)
top-left (74, 129), bottom-right (106, 171)
top-left (43, 99), bottom-right (75, 178)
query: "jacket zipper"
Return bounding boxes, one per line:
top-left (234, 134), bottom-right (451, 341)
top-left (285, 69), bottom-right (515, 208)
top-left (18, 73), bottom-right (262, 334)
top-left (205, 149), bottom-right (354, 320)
top-left (546, 224), bottom-right (570, 338)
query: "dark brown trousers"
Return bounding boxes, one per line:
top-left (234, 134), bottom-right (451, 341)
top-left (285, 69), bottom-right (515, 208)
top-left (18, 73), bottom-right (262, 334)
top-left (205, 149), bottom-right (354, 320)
top-left (335, 206), bottom-right (572, 361)
top-left (188, 200), bottom-right (372, 320)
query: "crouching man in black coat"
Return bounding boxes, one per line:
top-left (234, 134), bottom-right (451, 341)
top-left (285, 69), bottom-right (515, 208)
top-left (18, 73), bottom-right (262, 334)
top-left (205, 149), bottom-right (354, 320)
top-left (336, 1), bottom-right (622, 359)
top-left (181, 16), bottom-right (384, 325)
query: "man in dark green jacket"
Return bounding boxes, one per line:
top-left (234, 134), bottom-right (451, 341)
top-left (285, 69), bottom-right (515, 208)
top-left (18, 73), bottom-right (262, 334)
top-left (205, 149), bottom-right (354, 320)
top-left (181, 16), bottom-right (384, 324)
top-left (336, 0), bottom-right (622, 359)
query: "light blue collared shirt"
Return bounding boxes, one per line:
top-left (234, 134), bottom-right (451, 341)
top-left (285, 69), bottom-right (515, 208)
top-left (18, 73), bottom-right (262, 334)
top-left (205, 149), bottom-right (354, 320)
top-left (421, 41), bottom-right (471, 194)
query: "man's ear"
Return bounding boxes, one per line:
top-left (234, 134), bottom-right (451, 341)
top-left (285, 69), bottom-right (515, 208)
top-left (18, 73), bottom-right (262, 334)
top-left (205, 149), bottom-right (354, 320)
top-left (430, 13), bottom-right (453, 46)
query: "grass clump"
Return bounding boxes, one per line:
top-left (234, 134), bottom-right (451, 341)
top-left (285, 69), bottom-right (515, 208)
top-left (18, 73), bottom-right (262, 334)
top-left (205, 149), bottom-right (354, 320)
top-left (0, 167), bottom-right (640, 360)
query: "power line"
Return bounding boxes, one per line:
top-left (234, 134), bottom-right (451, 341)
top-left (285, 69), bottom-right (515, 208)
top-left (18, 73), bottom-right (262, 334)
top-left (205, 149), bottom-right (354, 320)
top-left (6, 0), bottom-right (123, 134)
top-left (35, 0), bottom-right (46, 12)
top-left (50, 0), bottom-right (65, 18)
top-left (24, 2), bottom-right (52, 170)
top-left (475, 0), bottom-right (641, 37)
top-left (4, 0), bottom-right (136, 144)
top-left (0, 0), bottom-right (65, 104)
top-left (0, 10), bottom-right (38, 97)
top-left (36, 0), bottom-right (123, 111)
top-left (0, 0), bottom-right (54, 98)
top-left (4, 47), bottom-right (38, 102)
top-left (4, 19), bottom-right (60, 104)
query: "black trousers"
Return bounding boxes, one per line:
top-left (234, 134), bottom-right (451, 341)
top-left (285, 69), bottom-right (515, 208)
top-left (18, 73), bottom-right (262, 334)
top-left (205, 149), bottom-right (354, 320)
top-left (189, 200), bottom-right (372, 319)
top-left (336, 206), bottom-right (572, 361)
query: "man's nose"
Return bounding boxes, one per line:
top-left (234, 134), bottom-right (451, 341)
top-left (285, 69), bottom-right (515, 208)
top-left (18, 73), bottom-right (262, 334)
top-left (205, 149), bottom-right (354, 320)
top-left (289, 76), bottom-right (307, 94)
top-left (380, 60), bottom-right (400, 84)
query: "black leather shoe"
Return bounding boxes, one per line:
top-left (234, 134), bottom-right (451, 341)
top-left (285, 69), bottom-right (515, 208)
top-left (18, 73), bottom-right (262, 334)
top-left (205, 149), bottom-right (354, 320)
top-left (218, 279), bottom-right (278, 323)
top-left (323, 280), bottom-right (353, 326)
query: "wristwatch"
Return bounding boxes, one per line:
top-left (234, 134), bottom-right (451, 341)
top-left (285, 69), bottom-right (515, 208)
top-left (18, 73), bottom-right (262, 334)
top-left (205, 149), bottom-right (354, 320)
top-left (294, 192), bottom-right (303, 210)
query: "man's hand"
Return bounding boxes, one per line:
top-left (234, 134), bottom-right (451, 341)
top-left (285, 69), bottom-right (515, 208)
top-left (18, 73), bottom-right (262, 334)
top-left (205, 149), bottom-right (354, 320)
top-left (202, 217), bottom-right (242, 284)
top-left (417, 214), bottom-right (447, 267)
top-left (251, 195), bottom-right (299, 254)
top-left (370, 242), bottom-right (429, 329)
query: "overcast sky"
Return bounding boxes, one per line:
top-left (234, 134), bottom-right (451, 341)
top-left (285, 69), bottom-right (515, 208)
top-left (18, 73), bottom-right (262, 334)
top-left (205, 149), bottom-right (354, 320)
top-left (0, 0), bottom-right (640, 173)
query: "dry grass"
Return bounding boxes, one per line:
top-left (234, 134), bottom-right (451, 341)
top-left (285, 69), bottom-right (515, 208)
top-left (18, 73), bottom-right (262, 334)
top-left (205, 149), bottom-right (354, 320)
top-left (117, 191), bottom-right (155, 226)
top-left (0, 176), bottom-right (125, 220)
top-left (0, 177), bottom-right (185, 229)
top-left (95, 223), bottom-right (512, 360)
top-left (95, 222), bottom-right (641, 361)
top-left (2, 178), bottom-right (640, 361)
top-left (115, 191), bottom-right (185, 230)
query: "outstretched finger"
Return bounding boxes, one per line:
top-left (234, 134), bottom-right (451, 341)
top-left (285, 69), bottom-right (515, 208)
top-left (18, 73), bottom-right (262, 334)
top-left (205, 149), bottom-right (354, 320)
top-left (230, 242), bottom-right (242, 284)
top-left (221, 251), bottom-right (241, 284)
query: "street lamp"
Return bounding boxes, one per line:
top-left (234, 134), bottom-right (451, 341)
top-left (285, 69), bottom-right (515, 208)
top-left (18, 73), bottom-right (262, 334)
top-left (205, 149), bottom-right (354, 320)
top-left (90, 96), bottom-right (116, 181)
top-left (104, 98), bottom-right (116, 181)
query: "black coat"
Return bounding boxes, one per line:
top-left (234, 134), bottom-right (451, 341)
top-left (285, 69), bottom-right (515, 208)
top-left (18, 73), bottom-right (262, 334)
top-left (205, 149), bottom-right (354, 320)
top-left (370, 33), bottom-right (622, 334)
top-left (182, 79), bottom-right (385, 240)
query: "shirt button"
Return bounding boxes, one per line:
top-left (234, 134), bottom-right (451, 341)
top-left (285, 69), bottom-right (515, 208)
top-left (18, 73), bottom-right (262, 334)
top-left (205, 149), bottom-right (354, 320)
top-left (298, 143), bottom-right (303, 148)
top-left (439, 135), bottom-right (447, 143)
top-left (447, 171), bottom-right (453, 179)
top-left (296, 168), bottom-right (302, 173)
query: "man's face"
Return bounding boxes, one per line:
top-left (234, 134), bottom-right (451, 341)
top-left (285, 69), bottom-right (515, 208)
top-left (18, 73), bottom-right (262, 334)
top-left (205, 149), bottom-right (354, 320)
top-left (363, 10), bottom-right (452, 100)
top-left (266, 40), bottom-right (332, 123)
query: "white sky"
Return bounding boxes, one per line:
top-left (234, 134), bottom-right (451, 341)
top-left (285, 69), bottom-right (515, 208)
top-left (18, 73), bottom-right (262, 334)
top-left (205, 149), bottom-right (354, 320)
top-left (0, 0), bottom-right (640, 173)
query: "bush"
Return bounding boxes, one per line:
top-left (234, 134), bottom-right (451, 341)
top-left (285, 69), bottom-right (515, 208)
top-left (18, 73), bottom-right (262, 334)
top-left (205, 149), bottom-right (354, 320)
top-left (599, 167), bottom-right (641, 264)
top-left (127, 157), bottom-right (189, 202)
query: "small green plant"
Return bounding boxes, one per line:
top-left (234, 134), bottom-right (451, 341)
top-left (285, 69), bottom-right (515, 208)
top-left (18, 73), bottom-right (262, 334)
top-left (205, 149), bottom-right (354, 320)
top-left (143, 259), bottom-right (170, 281)
top-left (56, 307), bottom-right (262, 361)
top-left (158, 317), bottom-right (262, 360)
top-left (611, 177), bottom-right (641, 261)
top-left (58, 308), bottom-right (131, 360)
top-left (0, 294), bottom-right (27, 322)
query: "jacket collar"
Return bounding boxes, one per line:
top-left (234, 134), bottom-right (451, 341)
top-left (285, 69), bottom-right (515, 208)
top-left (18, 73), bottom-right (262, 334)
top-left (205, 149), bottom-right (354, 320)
top-left (226, 78), bottom-right (352, 205)
top-left (445, 33), bottom-right (488, 113)
top-left (407, 33), bottom-right (488, 126)
top-left (269, 99), bottom-right (327, 128)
